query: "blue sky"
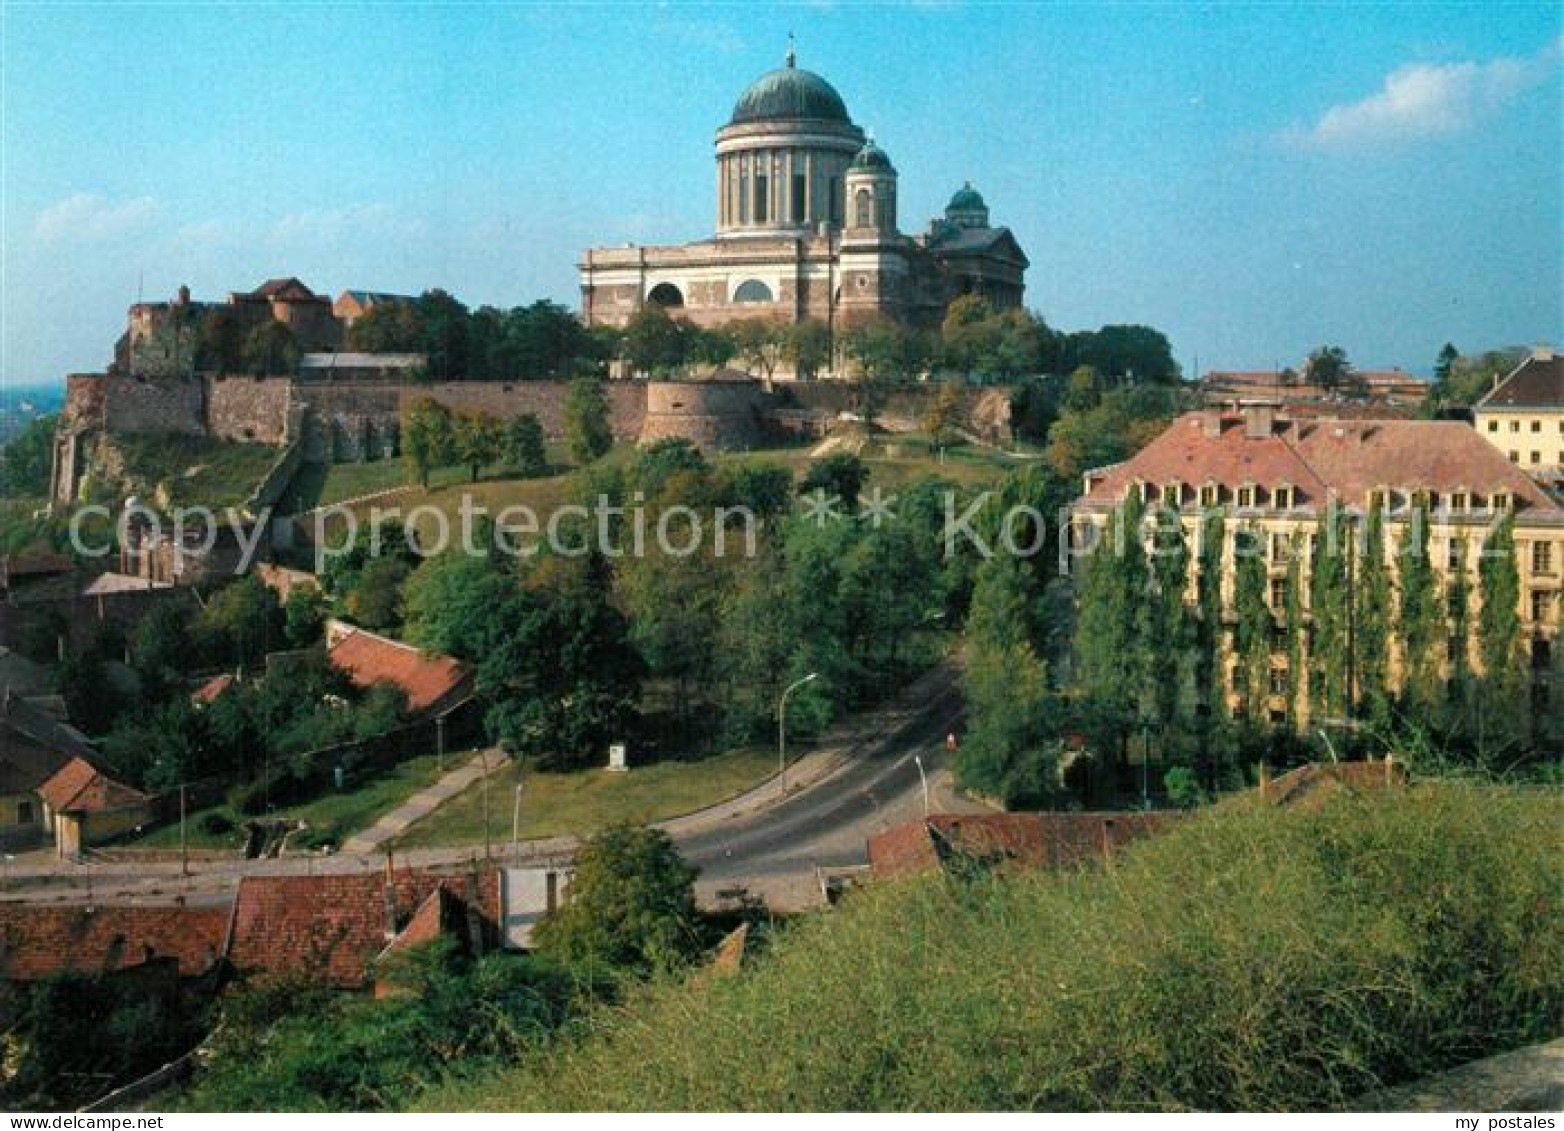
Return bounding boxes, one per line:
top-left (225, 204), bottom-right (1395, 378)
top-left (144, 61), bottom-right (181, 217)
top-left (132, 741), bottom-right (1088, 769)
top-left (3, 2), bottom-right (1560, 385)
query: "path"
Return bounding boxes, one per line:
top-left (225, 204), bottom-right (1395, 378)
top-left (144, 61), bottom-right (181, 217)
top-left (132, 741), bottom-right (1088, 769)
top-left (339, 747), bottom-right (509, 854)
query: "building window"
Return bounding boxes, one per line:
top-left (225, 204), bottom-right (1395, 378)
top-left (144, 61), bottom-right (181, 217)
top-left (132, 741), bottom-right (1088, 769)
top-left (1488, 421), bottom-right (1499, 432)
top-left (733, 279), bottom-right (774, 304)
top-left (754, 170), bottom-right (769, 223)
top-left (1368, 488), bottom-right (1388, 511)
top-left (1533, 540), bottom-right (1555, 575)
top-left (830, 177), bottom-right (843, 225)
top-left (854, 188), bottom-right (872, 228)
top-left (1509, 451), bottom-right (1519, 463)
top-left (1269, 532), bottom-right (1289, 564)
top-left (739, 166), bottom-right (749, 223)
top-left (1270, 577), bottom-right (1287, 610)
top-left (1450, 490), bottom-right (1469, 512)
top-left (1531, 590), bottom-right (1553, 623)
top-left (1237, 484), bottom-right (1256, 508)
top-left (17, 800), bottom-right (33, 824)
top-left (1446, 538), bottom-right (1462, 571)
top-left (792, 172), bottom-right (807, 223)
top-left (1161, 482), bottom-right (1181, 506)
top-left (1200, 483), bottom-right (1219, 507)
top-left (1533, 420), bottom-right (1543, 432)
top-left (1274, 485), bottom-right (1294, 509)
top-left (1511, 420), bottom-right (1520, 432)
top-left (646, 282), bottom-right (684, 308)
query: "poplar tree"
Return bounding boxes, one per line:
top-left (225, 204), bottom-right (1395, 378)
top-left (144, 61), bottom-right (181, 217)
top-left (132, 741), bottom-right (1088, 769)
top-left (1311, 505), bottom-right (1351, 718)
top-left (1397, 503), bottom-right (1446, 718)
top-left (1145, 505), bottom-right (1191, 742)
top-left (1444, 537), bottom-right (1475, 737)
top-left (1073, 492), bottom-right (1147, 760)
top-left (1284, 531), bottom-right (1307, 731)
top-left (1231, 524), bottom-right (1272, 728)
top-left (1477, 514), bottom-right (1528, 757)
top-left (1355, 502), bottom-right (1394, 724)
top-left (1192, 509), bottom-right (1229, 784)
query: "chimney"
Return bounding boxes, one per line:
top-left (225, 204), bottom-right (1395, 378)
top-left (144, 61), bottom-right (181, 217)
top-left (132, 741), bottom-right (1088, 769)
top-left (176, 284), bottom-right (191, 307)
top-left (1201, 410), bottom-right (1223, 438)
top-left (1243, 404), bottom-right (1275, 439)
top-left (1533, 345), bottom-right (1555, 362)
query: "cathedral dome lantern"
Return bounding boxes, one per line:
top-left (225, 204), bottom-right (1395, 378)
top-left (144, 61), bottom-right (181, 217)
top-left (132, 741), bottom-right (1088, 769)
top-left (945, 182), bottom-right (990, 229)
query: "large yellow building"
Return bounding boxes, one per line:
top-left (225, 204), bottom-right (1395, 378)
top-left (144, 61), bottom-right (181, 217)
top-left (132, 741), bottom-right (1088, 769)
top-left (1475, 348), bottom-right (1564, 493)
top-left (1069, 406), bottom-right (1563, 727)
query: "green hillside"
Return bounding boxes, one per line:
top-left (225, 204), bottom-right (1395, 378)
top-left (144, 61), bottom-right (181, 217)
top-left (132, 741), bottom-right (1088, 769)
top-left (438, 783), bottom-right (1561, 1112)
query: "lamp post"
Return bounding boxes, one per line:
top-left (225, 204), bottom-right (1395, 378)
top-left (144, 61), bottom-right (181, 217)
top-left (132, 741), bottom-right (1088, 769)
top-left (178, 783), bottom-right (188, 877)
top-left (480, 748), bottom-right (492, 862)
top-left (511, 780), bottom-right (524, 855)
top-left (777, 672), bottom-right (819, 790)
top-left (913, 755), bottom-right (930, 818)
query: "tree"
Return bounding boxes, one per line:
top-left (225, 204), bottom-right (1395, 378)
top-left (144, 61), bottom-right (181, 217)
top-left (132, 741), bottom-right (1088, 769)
top-left (504, 412), bottom-right (548, 477)
top-left (414, 289), bottom-right (471, 380)
top-left (532, 825), bottom-right (699, 974)
top-left (402, 397), bottom-right (454, 487)
top-left (198, 574), bottom-right (283, 669)
top-left (1073, 492), bottom-right (1146, 761)
top-left (1430, 346), bottom-right (1527, 412)
top-left (1476, 513), bottom-right (1528, 757)
top-left (727, 317), bottom-right (787, 382)
top-left (1231, 524), bottom-right (1272, 728)
top-left (783, 319), bottom-right (831, 380)
top-left (1433, 343), bottom-right (1459, 386)
top-left (622, 308), bottom-right (688, 377)
top-left (1304, 346), bottom-right (1353, 393)
top-left (957, 552), bottom-right (1056, 805)
top-left (800, 452), bottom-right (868, 512)
top-left (402, 546), bottom-right (517, 659)
top-left (1069, 324), bottom-right (1178, 383)
top-left (628, 437), bottom-right (707, 500)
top-left (0, 414), bottom-right (57, 498)
top-left (347, 299), bottom-right (424, 354)
top-left (923, 380), bottom-right (963, 452)
top-left (282, 584), bottom-right (328, 648)
top-left (1355, 502), bottom-right (1394, 723)
top-left (346, 556), bottom-right (412, 631)
top-left (1144, 506), bottom-right (1193, 748)
top-left (240, 322), bottom-right (301, 376)
top-left (453, 411), bottom-right (504, 482)
top-left (1283, 531), bottom-right (1308, 731)
top-left (480, 553), bottom-right (642, 768)
top-left (1397, 502), bottom-right (1446, 719)
top-left (195, 307), bottom-right (247, 372)
top-left (564, 377), bottom-right (614, 465)
top-left (1310, 505), bottom-right (1352, 720)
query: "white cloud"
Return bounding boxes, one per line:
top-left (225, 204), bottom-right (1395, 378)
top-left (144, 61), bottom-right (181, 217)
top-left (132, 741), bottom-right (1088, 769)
top-left (266, 202), bottom-right (402, 247)
top-left (33, 192), bottom-right (159, 242)
top-left (1291, 38), bottom-right (1561, 148)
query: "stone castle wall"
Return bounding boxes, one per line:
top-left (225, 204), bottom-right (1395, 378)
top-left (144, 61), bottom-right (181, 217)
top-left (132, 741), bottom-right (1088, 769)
top-left (207, 376), bottom-right (293, 444)
top-left (639, 380), bottom-right (771, 451)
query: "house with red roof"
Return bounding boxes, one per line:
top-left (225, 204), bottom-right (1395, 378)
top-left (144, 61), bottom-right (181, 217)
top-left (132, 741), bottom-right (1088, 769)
top-left (1070, 405), bottom-right (1564, 727)
top-left (324, 622), bottom-right (473, 718)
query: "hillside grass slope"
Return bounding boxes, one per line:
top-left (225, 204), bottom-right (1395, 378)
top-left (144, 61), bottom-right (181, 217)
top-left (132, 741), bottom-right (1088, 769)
top-left (441, 784), bottom-right (1561, 1112)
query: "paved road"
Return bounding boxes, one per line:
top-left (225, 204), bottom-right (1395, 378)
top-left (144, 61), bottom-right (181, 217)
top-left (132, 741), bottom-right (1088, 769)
top-left (676, 664), bottom-right (980, 894)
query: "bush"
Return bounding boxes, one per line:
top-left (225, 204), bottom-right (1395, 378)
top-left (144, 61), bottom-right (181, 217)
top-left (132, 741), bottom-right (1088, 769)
top-left (199, 812), bottom-right (236, 836)
top-left (445, 784), bottom-right (1563, 1111)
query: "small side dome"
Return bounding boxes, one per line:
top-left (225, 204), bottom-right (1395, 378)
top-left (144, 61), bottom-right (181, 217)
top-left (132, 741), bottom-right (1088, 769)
top-left (945, 181), bottom-right (990, 228)
top-left (849, 140), bottom-right (895, 173)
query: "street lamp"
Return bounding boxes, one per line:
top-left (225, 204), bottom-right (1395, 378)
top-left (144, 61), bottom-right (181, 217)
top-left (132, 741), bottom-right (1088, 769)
top-left (913, 755), bottom-right (930, 818)
top-left (778, 672), bottom-right (820, 789)
top-left (511, 780), bottom-right (524, 854)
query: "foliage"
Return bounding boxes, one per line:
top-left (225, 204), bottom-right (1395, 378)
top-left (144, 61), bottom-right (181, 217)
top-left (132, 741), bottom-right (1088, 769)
top-left (453, 411), bottom-right (505, 482)
top-left (283, 584), bottom-right (329, 648)
top-left (799, 452), bottom-right (868, 511)
top-left (532, 825), bottom-right (701, 976)
top-left (1476, 514), bottom-right (1528, 759)
top-left (241, 321), bottom-right (302, 376)
top-left (782, 319), bottom-right (831, 379)
top-left (564, 377), bottom-right (614, 465)
top-left (0, 413), bottom-right (57, 498)
top-left (504, 412), bottom-right (548, 477)
top-left (622, 308), bottom-right (690, 377)
top-left (1304, 345), bottom-right (1357, 395)
top-left (179, 945), bottom-right (585, 1112)
top-left (1428, 345), bottom-right (1527, 412)
top-left (402, 397), bottom-right (455, 488)
top-left (1043, 373), bottom-right (1179, 483)
top-left (922, 380), bottom-right (963, 449)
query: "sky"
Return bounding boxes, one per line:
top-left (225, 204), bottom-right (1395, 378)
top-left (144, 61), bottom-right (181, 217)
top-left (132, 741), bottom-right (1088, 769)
top-left (2, 1), bottom-right (1561, 386)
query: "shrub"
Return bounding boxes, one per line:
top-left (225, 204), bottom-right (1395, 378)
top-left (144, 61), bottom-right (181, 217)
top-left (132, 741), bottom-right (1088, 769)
top-left (446, 784), bottom-right (1562, 1112)
top-left (198, 812), bottom-right (235, 836)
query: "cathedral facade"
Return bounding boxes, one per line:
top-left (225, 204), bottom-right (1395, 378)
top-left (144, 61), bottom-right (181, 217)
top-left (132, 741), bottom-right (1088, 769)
top-left (579, 47), bottom-right (1029, 354)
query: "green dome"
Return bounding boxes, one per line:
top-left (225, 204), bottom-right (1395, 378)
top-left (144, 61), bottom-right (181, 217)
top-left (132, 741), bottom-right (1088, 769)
top-left (850, 140), bottom-right (894, 172)
top-left (947, 182), bottom-right (987, 212)
top-left (730, 56), bottom-right (851, 125)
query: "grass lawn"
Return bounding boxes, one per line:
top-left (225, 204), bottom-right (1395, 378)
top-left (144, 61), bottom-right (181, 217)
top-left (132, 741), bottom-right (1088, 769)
top-left (391, 746), bottom-right (775, 849)
top-left (127, 753), bottom-right (452, 851)
top-left (108, 433), bottom-right (281, 509)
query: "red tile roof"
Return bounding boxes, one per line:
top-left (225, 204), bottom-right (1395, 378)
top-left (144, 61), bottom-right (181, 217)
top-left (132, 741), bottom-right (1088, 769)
top-left (37, 756), bottom-right (149, 814)
top-left (1082, 411), bottom-right (1557, 512)
top-left (192, 673), bottom-right (236, 706)
top-left (326, 628), bottom-right (472, 715)
top-left (868, 812), bottom-right (1180, 881)
top-left (0, 904), bottom-right (228, 980)
top-left (227, 867), bottom-right (499, 988)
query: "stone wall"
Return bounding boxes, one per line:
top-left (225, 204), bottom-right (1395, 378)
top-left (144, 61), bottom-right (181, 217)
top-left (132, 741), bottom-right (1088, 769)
top-left (639, 379), bottom-right (771, 451)
top-left (207, 376), bottom-right (293, 444)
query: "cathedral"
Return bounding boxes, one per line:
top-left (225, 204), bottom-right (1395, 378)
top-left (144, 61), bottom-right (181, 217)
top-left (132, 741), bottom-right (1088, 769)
top-left (578, 45), bottom-right (1029, 357)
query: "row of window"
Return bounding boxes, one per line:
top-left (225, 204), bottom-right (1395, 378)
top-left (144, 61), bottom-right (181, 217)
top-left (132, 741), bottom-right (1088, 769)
top-left (1506, 449), bottom-right (1563, 467)
top-left (1134, 480), bottom-right (1514, 513)
top-left (1487, 418), bottom-right (1563, 433)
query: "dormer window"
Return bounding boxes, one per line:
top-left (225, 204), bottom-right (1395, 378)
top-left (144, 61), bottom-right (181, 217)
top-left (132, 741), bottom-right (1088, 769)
top-left (1200, 482), bottom-right (1220, 508)
top-left (1448, 489), bottom-right (1469, 514)
top-left (1161, 482), bottom-right (1182, 507)
top-left (1368, 487), bottom-right (1389, 512)
top-left (1491, 491), bottom-right (1513, 512)
top-left (1274, 483), bottom-right (1295, 509)
top-left (1236, 482), bottom-right (1258, 509)
top-left (1133, 480), bottom-right (1154, 505)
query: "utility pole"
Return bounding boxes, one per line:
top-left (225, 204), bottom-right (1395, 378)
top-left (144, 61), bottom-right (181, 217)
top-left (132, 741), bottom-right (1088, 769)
top-left (178, 783), bottom-right (188, 877)
top-left (913, 755), bottom-right (930, 818)
top-left (511, 781), bottom-right (524, 855)
top-left (480, 749), bottom-right (492, 862)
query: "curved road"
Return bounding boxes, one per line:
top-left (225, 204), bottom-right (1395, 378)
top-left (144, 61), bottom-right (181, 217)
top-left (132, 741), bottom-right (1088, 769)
top-left (677, 668), bottom-right (971, 890)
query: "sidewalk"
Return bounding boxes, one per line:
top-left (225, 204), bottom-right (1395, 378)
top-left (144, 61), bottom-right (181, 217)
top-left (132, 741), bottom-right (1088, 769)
top-left (339, 747), bottom-right (509, 854)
